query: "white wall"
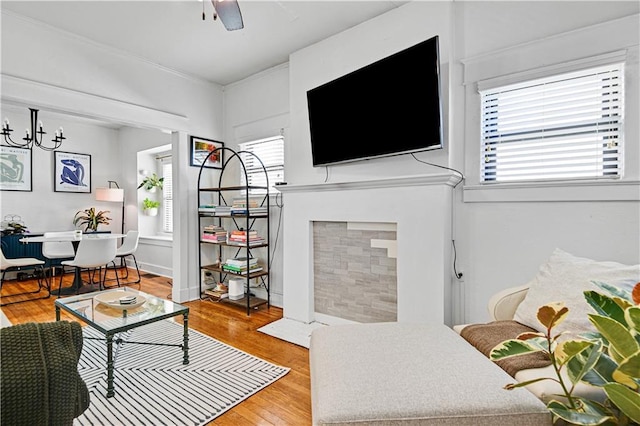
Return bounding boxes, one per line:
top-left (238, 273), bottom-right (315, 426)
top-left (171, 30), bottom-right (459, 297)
top-left (288, 2), bottom-right (452, 185)
top-left (0, 108), bottom-right (122, 234)
top-left (222, 64), bottom-right (291, 307)
top-left (118, 127), bottom-right (173, 277)
top-left (3, 1), bottom-right (639, 317)
top-left (453, 2), bottom-right (640, 323)
top-left (224, 1), bottom-right (640, 324)
top-left (1, 9), bottom-right (224, 302)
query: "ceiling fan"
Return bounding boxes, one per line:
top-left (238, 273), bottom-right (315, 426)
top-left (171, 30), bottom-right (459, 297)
top-left (203, 0), bottom-right (244, 31)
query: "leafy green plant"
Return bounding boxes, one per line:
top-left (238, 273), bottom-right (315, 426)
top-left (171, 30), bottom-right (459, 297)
top-left (142, 198), bottom-right (160, 210)
top-left (490, 281), bottom-right (640, 425)
top-left (137, 173), bottom-right (163, 191)
top-left (1, 222), bottom-right (28, 235)
top-left (73, 207), bottom-right (111, 232)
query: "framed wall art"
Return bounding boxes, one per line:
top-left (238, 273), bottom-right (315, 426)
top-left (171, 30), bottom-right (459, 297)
top-left (190, 136), bottom-right (224, 169)
top-left (0, 145), bottom-right (32, 192)
top-left (54, 151), bottom-right (91, 193)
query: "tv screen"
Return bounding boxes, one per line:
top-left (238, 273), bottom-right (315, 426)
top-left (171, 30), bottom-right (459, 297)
top-left (307, 35), bottom-right (443, 167)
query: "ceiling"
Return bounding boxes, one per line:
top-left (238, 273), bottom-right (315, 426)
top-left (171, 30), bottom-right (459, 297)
top-left (1, 0), bottom-right (408, 86)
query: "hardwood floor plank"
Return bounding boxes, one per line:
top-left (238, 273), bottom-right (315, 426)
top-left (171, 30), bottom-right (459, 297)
top-left (0, 270), bottom-right (312, 425)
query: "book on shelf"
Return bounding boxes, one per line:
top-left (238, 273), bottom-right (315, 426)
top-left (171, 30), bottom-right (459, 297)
top-left (201, 225), bottom-right (227, 242)
top-left (225, 256), bottom-right (258, 267)
top-left (203, 288), bottom-right (228, 300)
top-left (227, 229), bottom-right (265, 245)
top-left (231, 197), bottom-right (263, 208)
top-left (222, 265), bottom-right (263, 274)
top-left (226, 239), bottom-right (266, 246)
top-left (198, 204), bottom-right (217, 212)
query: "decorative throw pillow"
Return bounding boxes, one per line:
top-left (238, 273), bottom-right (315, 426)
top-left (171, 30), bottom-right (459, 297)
top-left (513, 248), bottom-right (639, 337)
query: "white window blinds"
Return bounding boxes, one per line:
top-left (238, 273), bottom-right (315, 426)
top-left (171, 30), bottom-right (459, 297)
top-left (480, 63), bottom-right (624, 183)
top-left (161, 159), bottom-right (173, 232)
top-left (239, 135), bottom-right (284, 194)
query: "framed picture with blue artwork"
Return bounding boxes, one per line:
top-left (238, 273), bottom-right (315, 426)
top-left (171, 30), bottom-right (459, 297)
top-left (0, 145), bottom-right (32, 192)
top-left (54, 151), bottom-right (91, 193)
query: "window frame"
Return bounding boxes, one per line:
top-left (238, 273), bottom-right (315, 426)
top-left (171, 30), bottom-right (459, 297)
top-left (160, 158), bottom-right (173, 233)
top-left (479, 63), bottom-right (624, 184)
top-left (239, 135), bottom-right (285, 195)
top-left (461, 49), bottom-right (639, 203)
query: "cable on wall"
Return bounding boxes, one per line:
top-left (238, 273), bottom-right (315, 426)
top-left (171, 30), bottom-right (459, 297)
top-left (269, 191), bottom-right (284, 270)
top-left (410, 153), bottom-right (464, 188)
top-left (452, 239), bottom-right (463, 279)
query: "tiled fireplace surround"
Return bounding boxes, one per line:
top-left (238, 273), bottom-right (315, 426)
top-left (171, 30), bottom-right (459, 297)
top-left (279, 173), bottom-right (457, 326)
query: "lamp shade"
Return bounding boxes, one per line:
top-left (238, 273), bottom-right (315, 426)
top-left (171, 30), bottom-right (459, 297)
top-left (95, 187), bottom-right (124, 202)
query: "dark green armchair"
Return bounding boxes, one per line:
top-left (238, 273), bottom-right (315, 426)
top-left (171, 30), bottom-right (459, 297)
top-left (1, 321), bottom-right (90, 425)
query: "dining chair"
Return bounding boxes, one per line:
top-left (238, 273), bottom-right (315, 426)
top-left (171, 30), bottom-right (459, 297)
top-left (57, 237), bottom-right (119, 296)
top-left (112, 230), bottom-right (141, 286)
top-left (42, 231), bottom-right (76, 278)
top-left (0, 249), bottom-right (50, 306)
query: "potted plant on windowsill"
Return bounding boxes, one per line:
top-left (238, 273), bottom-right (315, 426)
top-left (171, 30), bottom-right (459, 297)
top-left (142, 198), bottom-right (160, 216)
top-left (490, 281), bottom-right (640, 425)
top-left (73, 207), bottom-right (111, 232)
top-left (137, 173), bottom-right (163, 193)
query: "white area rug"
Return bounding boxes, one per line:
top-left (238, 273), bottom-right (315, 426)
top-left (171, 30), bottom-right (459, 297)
top-left (257, 318), bottom-right (326, 348)
top-left (75, 320), bottom-right (289, 425)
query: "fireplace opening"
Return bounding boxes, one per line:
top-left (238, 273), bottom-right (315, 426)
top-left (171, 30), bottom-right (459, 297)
top-left (313, 221), bottom-right (397, 323)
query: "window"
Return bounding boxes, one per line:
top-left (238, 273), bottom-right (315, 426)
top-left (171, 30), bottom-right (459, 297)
top-left (160, 156), bottom-right (173, 233)
top-left (480, 63), bottom-right (624, 183)
top-left (239, 135), bottom-right (284, 194)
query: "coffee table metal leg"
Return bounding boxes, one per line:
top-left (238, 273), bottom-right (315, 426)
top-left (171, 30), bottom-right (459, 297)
top-left (106, 334), bottom-right (115, 398)
top-left (55, 306), bottom-right (60, 321)
top-left (183, 312), bottom-right (189, 365)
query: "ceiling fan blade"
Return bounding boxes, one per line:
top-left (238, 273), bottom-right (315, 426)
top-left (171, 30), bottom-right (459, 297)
top-left (212, 0), bottom-right (244, 31)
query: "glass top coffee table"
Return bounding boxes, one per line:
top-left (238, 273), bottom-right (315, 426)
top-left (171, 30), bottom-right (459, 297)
top-left (55, 287), bottom-right (189, 398)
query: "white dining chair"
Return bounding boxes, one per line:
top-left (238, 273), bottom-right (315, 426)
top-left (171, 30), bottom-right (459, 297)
top-left (42, 231), bottom-right (76, 278)
top-left (57, 237), bottom-right (119, 296)
top-left (0, 249), bottom-right (50, 306)
top-left (113, 230), bottom-right (141, 286)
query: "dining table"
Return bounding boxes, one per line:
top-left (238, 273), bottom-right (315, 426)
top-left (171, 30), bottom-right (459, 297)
top-left (19, 232), bottom-right (126, 295)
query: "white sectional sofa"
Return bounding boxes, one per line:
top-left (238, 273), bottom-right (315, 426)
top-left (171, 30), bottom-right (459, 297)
top-left (310, 322), bottom-right (550, 425)
top-left (309, 249), bottom-right (639, 425)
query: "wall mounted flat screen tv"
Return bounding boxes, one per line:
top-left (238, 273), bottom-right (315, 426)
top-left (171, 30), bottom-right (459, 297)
top-left (307, 35), bottom-right (443, 167)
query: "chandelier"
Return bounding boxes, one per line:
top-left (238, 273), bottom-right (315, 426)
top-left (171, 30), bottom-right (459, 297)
top-left (1, 108), bottom-right (65, 151)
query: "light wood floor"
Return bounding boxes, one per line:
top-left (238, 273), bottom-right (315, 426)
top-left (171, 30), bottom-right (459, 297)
top-left (0, 269), bottom-right (312, 425)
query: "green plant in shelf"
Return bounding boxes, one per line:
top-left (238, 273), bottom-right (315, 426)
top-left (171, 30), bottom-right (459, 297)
top-left (137, 173), bottom-right (163, 191)
top-left (142, 198), bottom-right (160, 210)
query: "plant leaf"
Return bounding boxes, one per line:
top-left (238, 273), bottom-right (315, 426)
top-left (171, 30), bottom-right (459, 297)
top-left (490, 339), bottom-right (543, 361)
top-left (547, 399), bottom-right (613, 425)
top-left (581, 352), bottom-right (617, 387)
top-left (517, 331), bottom-right (545, 340)
top-left (504, 376), bottom-right (554, 390)
top-left (537, 302), bottom-right (569, 330)
top-left (612, 350), bottom-right (640, 389)
top-left (589, 314), bottom-right (639, 360)
top-left (592, 280), bottom-right (633, 302)
top-left (604, 382), bottom-right (640, 424)
top-left (626, 306), bottom-right (640, 335)
top-left (584, 290), bottom-right (627, 325)
top-left (556, 340), bottom-right (595, 366)
top-left (566, 340), bottom-right (602, 385)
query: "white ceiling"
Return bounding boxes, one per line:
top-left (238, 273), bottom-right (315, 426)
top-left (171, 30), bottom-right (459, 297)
top-left (2, 0), bottom-right (408, 86)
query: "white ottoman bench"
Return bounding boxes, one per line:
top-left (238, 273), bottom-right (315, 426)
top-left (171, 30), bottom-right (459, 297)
top-left (309, 323), bottom-right (551, 425)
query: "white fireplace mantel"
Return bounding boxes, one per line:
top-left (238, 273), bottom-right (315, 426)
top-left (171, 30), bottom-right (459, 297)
top-left (278, 172), bottom-right (457, 326)
top-left (275, 173), bottom-right (460, 193)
